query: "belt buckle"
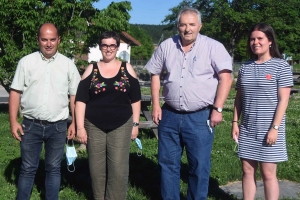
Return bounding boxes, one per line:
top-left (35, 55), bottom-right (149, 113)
top-left (40, 120), bottom-right (48, 125)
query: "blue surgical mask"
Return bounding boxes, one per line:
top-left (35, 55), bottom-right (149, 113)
top-left (135, 138), bottom-right (142, 156)
top-left (66, 140), bottom-right (77, 172)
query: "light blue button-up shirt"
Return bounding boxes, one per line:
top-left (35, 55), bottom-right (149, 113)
top-left (146, 33), bottom-right (232, 111)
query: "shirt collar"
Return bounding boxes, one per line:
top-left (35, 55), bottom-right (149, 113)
top-left (39, 51), bottom-right (58, 62)
top-left (177, 35), bottom-right (197, 52)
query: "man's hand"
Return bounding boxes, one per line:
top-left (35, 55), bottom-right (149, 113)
top-left (210, 110), bottom-right (223, 127)
top-left (151, 104), bottom-right (162, 125)
top-left (10, 121), bottom-right (24, 141)
top-left (67, 122), bottom-right (76, 140)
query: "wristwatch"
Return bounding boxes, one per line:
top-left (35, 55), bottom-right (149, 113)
top-left (212, 106), bottom-right (223, 113)
top-left (133, 122), bottom-right (140, 127)
top-left (272, 124), bottom-right (279, 130)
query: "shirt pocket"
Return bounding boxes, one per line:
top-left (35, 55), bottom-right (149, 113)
top-left (190, 59), bottom-right (214, 76)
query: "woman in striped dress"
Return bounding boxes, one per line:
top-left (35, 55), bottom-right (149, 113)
top-left (232, 23), bottom-right (293, 200)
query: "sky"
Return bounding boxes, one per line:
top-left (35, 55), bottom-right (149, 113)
top-left (94, 0), bottom-right (183, 25)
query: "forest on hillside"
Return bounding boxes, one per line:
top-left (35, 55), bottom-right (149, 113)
top-left (130, 24), bottom-right (178, 44)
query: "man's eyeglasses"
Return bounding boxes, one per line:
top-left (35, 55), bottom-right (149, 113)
top-left (100, 44), bottom-right (117, 50)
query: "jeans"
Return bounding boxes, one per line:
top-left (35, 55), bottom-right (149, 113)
top-left (158, 104), bottom-right (215, 200)
top-left (17, 118), bottom-right (67, 200)
top-left (85, 117), bottom-right (132, 200)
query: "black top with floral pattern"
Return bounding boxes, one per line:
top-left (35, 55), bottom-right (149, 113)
top-left (75, 62), bottom-right (141, 130)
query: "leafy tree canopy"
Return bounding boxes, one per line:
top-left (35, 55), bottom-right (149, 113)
top-left (0, 0), bottom-right (131, 92)
top-left (129, 25), bottom-right (154, 60)
top-left (162, 0), bottom-right (300, 62)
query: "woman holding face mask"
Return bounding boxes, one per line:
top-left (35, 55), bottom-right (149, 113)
top-left (232, 23), bottom-right (293, 200)
top-left (75, 31), bottom-right (141, 200)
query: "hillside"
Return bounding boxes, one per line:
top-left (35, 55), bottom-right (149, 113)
top-left (130, 24), bottom-right (177, 44)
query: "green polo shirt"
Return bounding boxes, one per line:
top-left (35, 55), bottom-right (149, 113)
top-left (10, 51), bottom-right (81, 121)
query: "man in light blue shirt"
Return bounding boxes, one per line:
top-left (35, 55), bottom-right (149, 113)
top-left (9, 23), bottom-right (80, 200)
top-left (146, 7), bottom-right (232, 200)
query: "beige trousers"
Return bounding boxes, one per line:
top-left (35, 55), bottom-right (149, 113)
top-left (85, 117), bottom-right (132, 200)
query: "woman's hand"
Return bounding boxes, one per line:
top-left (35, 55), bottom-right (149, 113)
top-left (131, 126), bottom-right (139, 140)
top-left (266, 129), bottom-right (278, 145)
top-left (231, 122), bottom-right (240, 143)
top-left (77, 128), bottom-right (88, 144)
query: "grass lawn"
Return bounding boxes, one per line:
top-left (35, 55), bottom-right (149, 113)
top-left (0, 86), bottom-right (299, 199)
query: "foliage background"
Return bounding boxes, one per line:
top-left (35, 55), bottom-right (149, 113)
top-left (0, 0), bottom-right (132, 92)
top-left (162, 0), bottom-right (300, 62)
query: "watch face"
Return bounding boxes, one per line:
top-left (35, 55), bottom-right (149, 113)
top-left (273, 125), bottom-right (279, 130)
top-left (213, 106), bottom-right (222, 113)
top-left (133, 122), bottom-right (139, 127)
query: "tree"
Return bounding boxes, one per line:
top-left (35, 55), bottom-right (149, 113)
top-left (162, 0), bottom-right (300, 62)
top-left (130, 24), bottom-right (177, 45)
top-left (0, 0), bottom-right (132, 92)
top-left (129, 25), bottom-right (154, 60)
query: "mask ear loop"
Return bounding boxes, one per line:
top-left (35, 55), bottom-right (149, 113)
top-left (137, 149), bottom-right (142, 157)
top-left (67, 139), bottom-right (76, 172)
top-left (67, 161), bottom-right (76, 172)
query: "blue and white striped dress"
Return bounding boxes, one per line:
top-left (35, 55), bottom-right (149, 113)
top-left (236, 58), bottom-right (293, 162)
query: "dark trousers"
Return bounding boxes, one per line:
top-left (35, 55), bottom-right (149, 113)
top-left (17, 118), bottom-right (67, 200)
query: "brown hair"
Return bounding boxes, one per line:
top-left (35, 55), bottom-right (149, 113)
top-left (247, 23), bottom-right (282, 59)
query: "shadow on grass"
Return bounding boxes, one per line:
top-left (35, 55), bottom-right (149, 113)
top-left (181, 162), bottom-right (238, 200)
top-left (4, 143), bottom-right (235, 200)
top-left (139, 128), bottom-right (157, 139)
top-left (61, 157), bottom-right (93, 199)
top-left (4, 156), bottom-right (93, 200)
top-left (129, 152), bottom-right (162, 199)
top-left (129, 153), bottom-right (237, 200)
top-left (0, 104), bottom-right (8, 113)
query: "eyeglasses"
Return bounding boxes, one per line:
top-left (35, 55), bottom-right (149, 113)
top-left (100, 44), bottom-right (117, 50)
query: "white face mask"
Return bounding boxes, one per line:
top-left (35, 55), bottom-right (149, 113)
top-left (234, 135), bottom-right (239, 153)
top-left (66, 140), bottom-right (77, 172)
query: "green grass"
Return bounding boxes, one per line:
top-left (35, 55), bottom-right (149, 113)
top-left (0, 87), bottom-right (299, 199)
top-left (292, 64), bottom-right (300, 72)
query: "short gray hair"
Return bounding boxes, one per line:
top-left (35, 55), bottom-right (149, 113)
top-left (176, 7), bottom-right (202, 25)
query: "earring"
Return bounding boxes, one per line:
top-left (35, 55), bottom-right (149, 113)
top-left (269, 45), bottom-right (272, 48)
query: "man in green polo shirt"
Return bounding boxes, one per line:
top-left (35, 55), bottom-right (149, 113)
top-left (9, 23), bottom-right (81, 200)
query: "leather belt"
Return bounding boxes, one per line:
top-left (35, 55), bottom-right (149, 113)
top-left (24, 117), bottom-right (63, 125)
